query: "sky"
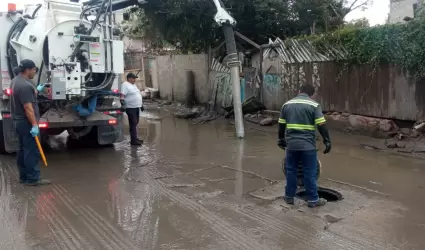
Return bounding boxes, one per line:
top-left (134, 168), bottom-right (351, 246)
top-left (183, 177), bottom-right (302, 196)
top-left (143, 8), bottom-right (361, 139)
top-left (4, 0), bottom-right (390, 26)
top-left (345, 0), bottom-right (390, 25)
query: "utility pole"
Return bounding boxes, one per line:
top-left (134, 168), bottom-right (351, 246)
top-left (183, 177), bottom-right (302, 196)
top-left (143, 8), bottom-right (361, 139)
top-left (212, 0), bottom-right (244, 138)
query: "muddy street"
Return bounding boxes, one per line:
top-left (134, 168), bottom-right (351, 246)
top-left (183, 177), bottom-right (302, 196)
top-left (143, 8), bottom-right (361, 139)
top-left (0, 108), bottom-right (424, 250)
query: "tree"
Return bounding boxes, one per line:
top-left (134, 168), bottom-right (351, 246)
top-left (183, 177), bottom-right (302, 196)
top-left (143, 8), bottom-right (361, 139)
top-left (345, 18), bottom-right (370, 28)
top-left (291, 0), bottom-right (372, 34)
top-left (122, 0), bottom-right (372, 52)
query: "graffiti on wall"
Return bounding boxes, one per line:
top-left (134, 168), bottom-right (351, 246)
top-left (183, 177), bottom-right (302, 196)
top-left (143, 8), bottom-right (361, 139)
top-left (263, 74), bottom-right (281, 95)
top-left (210, 58), bottom-right (260, 108)
top-left (210, 58), bottom-right (232, 107)
top-left (312, 63), bottom-right (320, 89)
top-left (212, 72), bottom-right (232, 107)
top-left (263, 63), bottom-right (306, 98)
top-left (262, 62), bottom-right (322, 100)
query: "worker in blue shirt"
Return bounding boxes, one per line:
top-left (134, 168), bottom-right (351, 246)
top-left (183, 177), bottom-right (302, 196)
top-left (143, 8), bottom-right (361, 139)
top-left (11, 59), bottom-right (51, 186)
top-left (278, 83), bottom-right (331, 208)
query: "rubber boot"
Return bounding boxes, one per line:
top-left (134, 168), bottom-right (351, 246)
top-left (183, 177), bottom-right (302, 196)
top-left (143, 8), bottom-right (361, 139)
top-left (308, 198), bottom-right (327, 208)
top-left (283, 197), bottom-right (295, 205)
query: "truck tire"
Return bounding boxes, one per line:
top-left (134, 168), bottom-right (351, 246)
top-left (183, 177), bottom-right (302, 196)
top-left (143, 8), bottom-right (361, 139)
top-left (0, 121), bottom-right (6, 154)
top-left (79, 126), bottom-right (101, 147)
top-left (78, 126), bottom-right (114, 147)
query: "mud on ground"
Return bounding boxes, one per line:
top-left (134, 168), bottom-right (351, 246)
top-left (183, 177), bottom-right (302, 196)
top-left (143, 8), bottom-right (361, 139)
top-left (0, 105), bottom-right (424, 249)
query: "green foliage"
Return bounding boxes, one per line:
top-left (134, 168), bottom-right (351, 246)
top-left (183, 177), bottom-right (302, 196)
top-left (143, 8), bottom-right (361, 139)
top-left (122, 0), bottom-right (370, 53)
top-left (345, 18), bottom-right (370, 28)
top-left (296, 20), bottom-right (425, 79)
top-left (125, 0), bottom-right (219, 53)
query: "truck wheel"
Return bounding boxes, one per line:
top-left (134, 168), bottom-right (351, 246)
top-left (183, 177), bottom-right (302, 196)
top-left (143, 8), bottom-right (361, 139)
top-left (79, 126), bottom-right (113, 147)
top-left (79, 127), bottom-right (100, 147)
top-left (0, 121), bottom-right (6, 154)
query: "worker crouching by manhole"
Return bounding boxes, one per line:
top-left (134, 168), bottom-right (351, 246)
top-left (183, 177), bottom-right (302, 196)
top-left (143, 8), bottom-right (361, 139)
top-left (277, 83), bottom-right (331, 208)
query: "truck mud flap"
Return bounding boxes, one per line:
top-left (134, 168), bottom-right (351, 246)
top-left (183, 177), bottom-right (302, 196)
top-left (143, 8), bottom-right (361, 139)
top-left (97, 114), bottom-right (124, 145)
top-left (2, 118), bottom-right (19, 153)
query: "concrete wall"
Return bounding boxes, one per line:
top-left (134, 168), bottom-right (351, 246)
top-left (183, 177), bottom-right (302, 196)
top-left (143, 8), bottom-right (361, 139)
top-left (153, 54), bottom-right (209, 103)
top-left (388, 0), bottom-right (418, 23)
top-left (123, 37), bottom-right (146, 52)
top-left (121, 69), bottom-right (145, 90)
top-left (152, 51), bottom-right (425, 121)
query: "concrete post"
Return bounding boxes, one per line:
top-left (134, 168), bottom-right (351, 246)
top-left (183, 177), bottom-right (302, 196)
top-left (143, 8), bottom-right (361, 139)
top-left (222, 24), bottom-right (244, 138)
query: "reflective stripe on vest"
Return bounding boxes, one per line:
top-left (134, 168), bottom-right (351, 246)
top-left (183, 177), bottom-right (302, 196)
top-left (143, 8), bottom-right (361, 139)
top-left (286, 124), bottom-right (315, 130)
top-left (283, 99), bottom-right (319, 107)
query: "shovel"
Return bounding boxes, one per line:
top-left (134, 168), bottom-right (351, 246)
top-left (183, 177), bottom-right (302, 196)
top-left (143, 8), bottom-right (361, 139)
top-left (35, 136), bottom-right (48, 167)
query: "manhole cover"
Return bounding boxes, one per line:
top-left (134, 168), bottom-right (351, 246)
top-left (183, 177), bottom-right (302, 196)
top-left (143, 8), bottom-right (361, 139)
top-left (296, 187), bottom-right (343, 202)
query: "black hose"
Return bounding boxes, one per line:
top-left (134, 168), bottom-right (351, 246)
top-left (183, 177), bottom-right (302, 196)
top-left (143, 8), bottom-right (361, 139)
top-left (14, 19), bottom-right (28, 40)
top-left (6, 22), bottom-right (19, 78)
top-left (80, 6), bottom-right (99, 20)
top-left (84, 73), bottom-right (113, 91)
top-left (88, 0), bottom-right (109, 35)
top-left (81, 65), bottom-right (93, 85)
top-left (6, 18), bottom-right (25, 79)
top-left (31, 4), bottom-right (42, 19)
top-left (71, 0), bottom-right (109, 61)
top-left (37, 61), bottom-right (43, 86)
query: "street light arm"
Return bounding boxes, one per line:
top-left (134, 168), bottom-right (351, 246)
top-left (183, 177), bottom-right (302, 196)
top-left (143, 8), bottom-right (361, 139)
top-left (107, 0), bottom-right (235, 26)
top-left (211, 0), bottom-right (236, 26)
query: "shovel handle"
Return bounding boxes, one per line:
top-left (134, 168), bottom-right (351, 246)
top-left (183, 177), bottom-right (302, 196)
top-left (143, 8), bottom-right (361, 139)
top-left (35, 136), bottom-right (48, 167)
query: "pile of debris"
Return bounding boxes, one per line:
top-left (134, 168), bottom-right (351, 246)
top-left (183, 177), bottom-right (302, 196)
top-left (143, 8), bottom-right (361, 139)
top-left (223, 97), bottom-right (266, 118)
top-left (222, 96), bottom-right (278, 126)
top-left (383, 119), bottom-right (425, 152)
top-left (244, 113), bottom-right (277, 126)
top-left (166, 96), bottom-right (270, 125)
top-left (141, 88), bottom-right (159, 100)
top-left (163, 101), bottom-right (221, 124)
top-left (353, 116), bottom-right (425, 154)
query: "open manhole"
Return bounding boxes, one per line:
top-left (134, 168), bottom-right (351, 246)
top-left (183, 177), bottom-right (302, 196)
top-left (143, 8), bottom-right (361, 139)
top-left (296, 187), bottom-right (343, 202)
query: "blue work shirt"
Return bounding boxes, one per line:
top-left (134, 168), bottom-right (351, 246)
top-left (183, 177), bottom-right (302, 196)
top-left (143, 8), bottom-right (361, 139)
top-left (279, 94), bottom-right (326, 151)
top-left (11, 74), bottom-right (40, 121)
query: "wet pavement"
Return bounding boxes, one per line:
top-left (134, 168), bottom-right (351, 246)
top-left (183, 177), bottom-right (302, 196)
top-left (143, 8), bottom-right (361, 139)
top-left (0, 107), bottom-right (425, 249)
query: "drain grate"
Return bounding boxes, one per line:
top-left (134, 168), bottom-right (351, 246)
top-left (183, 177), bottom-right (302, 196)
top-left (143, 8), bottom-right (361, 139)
top-left (296, 187), bottom-right (343, 202)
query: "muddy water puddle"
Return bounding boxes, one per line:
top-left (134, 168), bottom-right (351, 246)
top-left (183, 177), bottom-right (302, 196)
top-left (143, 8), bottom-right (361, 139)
top-left (0, 109), bottom-right (424, 249)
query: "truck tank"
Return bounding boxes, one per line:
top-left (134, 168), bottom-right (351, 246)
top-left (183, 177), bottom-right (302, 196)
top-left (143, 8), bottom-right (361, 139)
top-left (0, 0), bottom-right (126, 153)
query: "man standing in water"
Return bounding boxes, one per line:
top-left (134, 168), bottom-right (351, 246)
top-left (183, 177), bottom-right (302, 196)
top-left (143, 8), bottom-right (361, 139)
top-left (121, 73), bottom-right (144, 146)
top-left (278, 83), bottom-right (331, 207)
top-left (11, 59), bottom-right (50, 186)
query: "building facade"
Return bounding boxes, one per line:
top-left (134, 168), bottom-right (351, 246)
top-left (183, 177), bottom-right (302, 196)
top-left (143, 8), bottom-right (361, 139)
top-left (388, 0), bottom-right (421, 23)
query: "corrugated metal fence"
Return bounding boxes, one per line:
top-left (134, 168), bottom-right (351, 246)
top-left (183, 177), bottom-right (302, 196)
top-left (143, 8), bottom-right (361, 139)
top-left (260, 38), bottom-right (425, 121)
top-left (261, 60), bottom-right (424, 121)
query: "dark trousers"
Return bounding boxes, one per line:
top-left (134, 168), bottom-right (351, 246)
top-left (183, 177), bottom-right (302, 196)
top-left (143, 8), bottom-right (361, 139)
top-left (126, 108), bottom-right (140, 142)
top-left (14, 120), bottom-right (40, 184)
top-left (285, 149), bottom-right (318, 202)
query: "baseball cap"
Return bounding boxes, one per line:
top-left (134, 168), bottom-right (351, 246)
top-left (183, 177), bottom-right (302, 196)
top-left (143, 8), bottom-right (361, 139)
top-left (18, 59), bottom-right (37, 73)
top-left (126, 73), bottom-right (138, 79)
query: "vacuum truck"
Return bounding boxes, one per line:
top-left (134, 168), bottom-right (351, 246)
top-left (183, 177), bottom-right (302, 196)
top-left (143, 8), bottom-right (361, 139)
top-left (0, 0), bottom-right (129, 153)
